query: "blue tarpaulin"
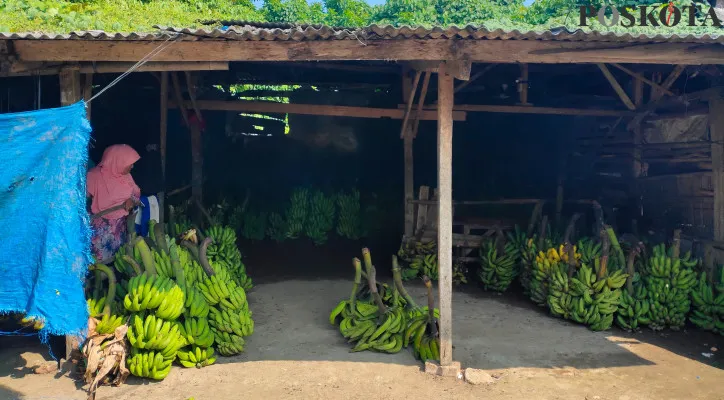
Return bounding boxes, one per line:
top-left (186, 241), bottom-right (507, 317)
top-left (0, 101), bottom-right (92, 338)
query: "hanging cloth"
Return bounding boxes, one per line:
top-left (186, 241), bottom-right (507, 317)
top-left (0, 101), bottom-right (92, 339)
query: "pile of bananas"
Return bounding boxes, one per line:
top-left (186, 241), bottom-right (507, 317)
top-left (205, 225), bottom-right (253, 291)
top-left (305, 191), bottom-right (336, 245)
top-left (478, 236), bottom-right (520, 292)
top-left (397, 241), bottom-right (437, 281)
top-left (127, 314), bottom-right (185, 353)
top-left (336, 189), bottom-right (363, 240)
top-left (644, 243), bottom-right (698, 330)
top-left (122, 273), bottom-right (185, 320)
top-left (567, 265), bottom-right (627, 331)
top-left (285, 187), bottom-right (310, 239)
top-left (530, 249), bottom-right (565, 306)
top-left (330, 253), bottom-right (407, 353)
top-left (179, 317), bottom-right (214, 347)
top-left (177, 346), bottom-right (217, 368)
top-left (266, 212), bottom-right (287, 242)
top-left (690, 269), bottom-right (724, 334)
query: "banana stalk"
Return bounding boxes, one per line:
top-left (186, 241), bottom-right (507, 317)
top-left (362, 248), bottom-right (388, 315)
top-left (392, 256), bottom-right (419, 309)
top-left (134, 237), bottom-right (157, 276)
top-left (89, 263), bottom-right (117, 317)
top-left (423, 276), bottom-right (438, 337)
top-left (122, 255), bottom-right (142, 276)
top-left (154, 223), bottom-right (169, 254)
top-left (198, 237), bottom-right (216, 277)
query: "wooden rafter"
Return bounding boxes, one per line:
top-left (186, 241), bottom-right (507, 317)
top-left (11, 40), bottom-right (724, 65)
top-left (401, 103), bottom-right (635, 117)
top-left (651, 65), bottom-right (686, 101)
top-left (170, 100), bottom-right (467, 121)
top-left (597, 64), bottom-right (636, 111)
top-left (4, 61), bottom-right (229, 76)
top-left (610, 63), bottom-right (675, 97)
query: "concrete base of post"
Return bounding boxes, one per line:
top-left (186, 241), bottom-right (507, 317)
top-left (424, 360), bottom-right (462, 378)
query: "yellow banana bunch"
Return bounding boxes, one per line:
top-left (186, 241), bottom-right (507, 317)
top-left (179, 229), bottom-right (198, 245)
top-left (19, 315), bottom-right (45, 330)
top-left (177, 346), bottom-right (217, 368)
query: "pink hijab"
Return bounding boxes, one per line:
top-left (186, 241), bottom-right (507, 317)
top-left (87, 144), bottom-right (141, 220)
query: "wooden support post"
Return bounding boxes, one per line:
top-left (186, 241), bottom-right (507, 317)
top-left (710, 93), bottom-right (724, 241)
top-left (402, 70), bottom-right (416, 239)
top-left (82, 73), bottom-right (93, 121)
top-left (59, 67), bottom-right (82, 362)
top-left (633, 78), bottom-right (645, 177)
top-left (159, 72), bottom-right (168, 225)
top-left (436, 63), bottom-right (454, 368)
top-left (517, 64), bottom-right (532, 106)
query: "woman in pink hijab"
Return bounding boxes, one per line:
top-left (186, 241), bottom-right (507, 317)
top-left (87, 144), bottom-right (141, 262)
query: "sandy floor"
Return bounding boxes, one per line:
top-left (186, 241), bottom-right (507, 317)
top-left (1, 279), bottom-right (722, 400)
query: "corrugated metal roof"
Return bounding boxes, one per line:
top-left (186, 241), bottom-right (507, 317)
top-left (2, 23), bottom-right (723, 43)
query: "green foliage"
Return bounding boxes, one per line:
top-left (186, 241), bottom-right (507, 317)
top-left (1, 0), bottom-right (720, 35)
top-left (0, 0), bottom-right (260, 32)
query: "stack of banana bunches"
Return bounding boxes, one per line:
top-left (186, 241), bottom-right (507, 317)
top-left (329, 249), bottom-right (441, 362)
top-left (83, 222), bottom-right (254, 382)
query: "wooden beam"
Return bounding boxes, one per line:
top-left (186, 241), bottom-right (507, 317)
top-left (12, 40), bottom-right (724, 65)
top-left (436, 63), bottom-right (454, 368)
top-left (159, 72), bottom-right (168, 224)
top-left (4, 61), bottom-right (229, 76)
top-left (610, 63), bottom-right (675, 97)
top-left (710, 94), bottom-right (724, 241)
top-left (170, 100), bottom-right (467, 121)
top-left (403, 103), bottom-right (634, 117)
top-left (399, 70), bottom-right (422, 139)
top-left (651, 65), bottom-right (686, 101)
top-left (454, 63), bottom-right (496, 94)
top-left (59, 67), bottom-right (82, 362)
top-left (412, 72), bottom-right (431, 138)
top-left (598, 64), bottom-right (636, 111)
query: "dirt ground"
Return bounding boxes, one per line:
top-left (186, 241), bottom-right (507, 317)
top-left (1, 279), bottom-right (723, 400)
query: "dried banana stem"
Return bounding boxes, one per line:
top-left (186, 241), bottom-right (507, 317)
top-left (392, 255), bottom-right (419, 309)
top-left (198, 237), bottom-right (215, 277)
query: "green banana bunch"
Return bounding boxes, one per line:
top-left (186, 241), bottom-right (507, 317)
top-left (95, 314), bottom-right (126, 335)
top-left (179, 317), bottom-right (215, 347)
top-left (123, 273), bottom-right (184, 317)
top-left (644, 243), bottom-right (697, 330)
top-left (689, 271), bottom-right (724, 334)
top-left (453, 261), bottom-right (468, 285)
top-left (568, 265), bottom-right (627, 331)
top-left (407, 278), bottom-right (440, 362)
top-left (205, 225), bottom-right (252, 290)
top-left (153, 249), bottom-right (175, 279)
top-left (87, 297), bottom-right (106, 318)
top-left (576, 237), bottom-right (602, 266)
top-left (241, 211), bottom-right (267, 241)
top-left (345, 307), bottom-right (406, 354)
top-left (336, 189), bottom-right (363, 240)
top-left (616, 279), bottom-right (652, 331)
top-left (530, 251), bottom-right (561, 306)
top-left (183, 287), bottom-right (210, 319)
top-left (127, 314), bottom-right (186, 353)
top-left (208, 302), bottom-right (254, 338)
top-left (478, 237), bottom-right (519, 292)
top-left (177, 346), bottom-right (217, 368)
top-left (547, 264), bottom-right (573, 319)
top-left (266, 212), bottom-right (287, 243)
top-left (213, 330), bottom-right (246, 356)
top-left (305, 190), bottom-right (336, 245)
top-left (286, 187), bottom-right (310, 239)
top-left (397, 241), bottom-right (437, 281)
top-left (87, 263), bottom-right (127, 335)
top-left (127, 347), bottom-right (175, 380)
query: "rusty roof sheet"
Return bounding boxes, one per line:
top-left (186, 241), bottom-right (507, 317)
top-left (2, 23), bottom-right (723, 43)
